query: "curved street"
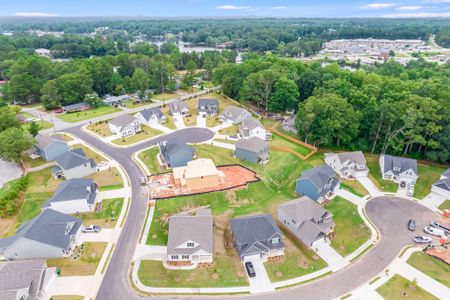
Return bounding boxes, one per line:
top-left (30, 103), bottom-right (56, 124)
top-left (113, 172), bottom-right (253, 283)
top-left (64, 125), bottom-right (438, 300)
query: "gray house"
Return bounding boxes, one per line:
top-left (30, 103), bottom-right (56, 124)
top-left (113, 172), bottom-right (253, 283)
top-left (0, 260), bottom-right (56, 300)
top-left (278, 197), bottom-right (335, 248)
top-left (198, 98), bottom-right (219, 116)
top-left (63, 102), bottom-right (91, 113)
top-left (52, 149), bottom-right (97, 179)
top-left (43, 178), bottom-right (98, 214)
top-left (166, 208), bottom-right (213, 264)
top-left (231, 214), bottom-right (284, 261)
top-left (103, 94), bottom-right (131, 106)
top-left (169, 101), bottom-right (189, 117)
top-left (219, 105), bottom-right (252, 124)
top-left (235, 137), bottom-right (270, 164)
top-left (296, 164), bottom-right (340, 203)
top-left (159, 140), bottom-right (195, 168)
top-left (30, 134), bottom-right (70, 161)
top-left (0, 209), bottom-right (82, 260)
top-left (379, 154), bottom-right (418, 185)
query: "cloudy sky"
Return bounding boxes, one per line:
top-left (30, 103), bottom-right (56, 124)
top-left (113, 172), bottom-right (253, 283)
top-left (1, 0), bottom-right (450, 18)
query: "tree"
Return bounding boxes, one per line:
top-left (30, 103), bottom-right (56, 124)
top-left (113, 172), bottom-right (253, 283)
top-left (241, 69), bottom-right (279, 111)
top-left (0, 106), bottom-right (20, 132)
top-left (41, 80), bottom-right (62, 109)
top-left (131, 68), bottom-right (149, 99)
top-left (0, 127), bottom-right (34, 161)
top-left (27, 120), bottom-right (41, 137)
top-left (270, 77), bottom-right (300, 112)
top-left (84, 92), bottom-right (101, 108)
top-left (56, 69), bottom-right (93, 105)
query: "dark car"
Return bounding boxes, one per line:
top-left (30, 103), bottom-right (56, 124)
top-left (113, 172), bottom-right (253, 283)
top-left (408, 219), bottom-right (416, 231)
top-left (431, 221), bottom-right (450, 234)
top-left (245, 261), bottom-right (256, 277)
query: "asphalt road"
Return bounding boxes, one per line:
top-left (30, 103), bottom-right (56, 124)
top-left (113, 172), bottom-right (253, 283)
top-left (64, 125), bottom-right (438, 300)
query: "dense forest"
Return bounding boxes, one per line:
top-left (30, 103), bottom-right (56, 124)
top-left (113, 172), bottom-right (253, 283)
top-left (213, 56), bottom-right (450, 163)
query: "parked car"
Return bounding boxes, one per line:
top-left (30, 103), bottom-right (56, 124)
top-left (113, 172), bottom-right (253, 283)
top-left (82, 225), bottom-right (101, 233)
top-left (245, 261), bottom-right (256, 278)
top-left (54, 108), bottom-right (64, 114)
top-left (408, 219), bottom-right (416, 231)
top-left (424, 226), bottom-right (446, 237)
top-left (413, 236), bottom-right (432, 244)
top-left (430, 221), bottom-right (450, 234)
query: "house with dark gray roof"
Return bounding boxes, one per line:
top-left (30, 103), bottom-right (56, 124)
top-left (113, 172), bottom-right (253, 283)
top-left (231, 214), bottom-right (284, 261)
top-left (198, 98), bottom-right (219, 116)
top-left (30, 134), bottom-right (70, 161)
top-left (52, 149), bottom-right (97, 179)
top-left (235, 137), bottom-right (270, 164)
top-left (0, 260), bottom-right (56, 300)
top-left (108, 114), bottom-right (142, 137)
top-left (103, 94), bottom-right (131, 106)
top-left (278, 197), bottom-right (335, 248)
top-left (379, 154), bottom-right (418, 185)
top-left (296, 164), bottom-right (340, 203)
top-left (43, 179), bottom-right (98, 214)
top-left (169, 101), bottom-right (189, 117)
top-left (0, 209), bottom-right (82, 260)
top-left (135, 108), bottom-right (166, 126)
top-left (324, 151), bottom-right (368, 179)
top-left (239, 118), bottom-right (271, 141)
top-left (432, 168), bottom-right (450, 199)
top-left (63, 102), bottom-right (91, 113)
top-left (166, 208), bottom-right (213, 264)
top-left (159, 140), bottom-right (195, 168)
top-left (219, 105), bottom-right (251, 124)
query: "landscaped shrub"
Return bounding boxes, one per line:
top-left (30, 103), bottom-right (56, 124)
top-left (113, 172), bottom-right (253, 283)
top-left (0, 175), bottom-right (29, 217)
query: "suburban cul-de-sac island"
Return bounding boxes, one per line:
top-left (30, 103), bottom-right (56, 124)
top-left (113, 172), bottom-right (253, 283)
top-left (0, 8), bottom-right (449, 300)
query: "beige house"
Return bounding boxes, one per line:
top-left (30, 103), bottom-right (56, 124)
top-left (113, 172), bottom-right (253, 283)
top-left (173, 158), bottom-right (224, 190)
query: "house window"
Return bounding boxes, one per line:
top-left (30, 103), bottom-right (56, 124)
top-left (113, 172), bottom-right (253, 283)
top-left (292, 219), bottom-right (296, 225)
top-left (171, 255), bottom-right (179, 260)
top-left (187, 242), bottom-right (195, 248)
top-left (182, 255), bottom-right (189, 260)
top-left (272, 237), bottom-right (281, 244)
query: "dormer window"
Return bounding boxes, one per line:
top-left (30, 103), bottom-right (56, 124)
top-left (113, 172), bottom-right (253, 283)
top-left (187, 242), bottom-right (195, 248)
top-left (65, 223), bottom-right (72, 235)
top-left (271, 237), bottom-right (281, 244)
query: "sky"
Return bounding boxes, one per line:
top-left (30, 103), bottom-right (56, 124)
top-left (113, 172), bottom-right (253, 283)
top-left (1, 0), bottom-right (450, 18)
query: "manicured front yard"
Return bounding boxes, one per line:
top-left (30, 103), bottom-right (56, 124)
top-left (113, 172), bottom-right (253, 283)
top-left (85, 167), bottom-right (124, 190)
top-left (376, 274), bottom-right (438, 300)
top-left (407, 252), bottom-right (450, 288)
top-left (183, 98), bottom-right (198, 127)
top-left (365, 154), bottom-right (398, 193)
top-left (47, 242), bottom-right (107, 276)
top-left (414, 163), bottom-right (447, 199)
top-left (325, 196), bottom-right (371, 257)
top-left (160, 106), bottom-right (176, 130)
top-left (111, 125), bottom-right (163, 145)
top-left (70, 143), bottom-right (105, 163)
top-left (138, 147), bottom-right (162, 174)
top-left (57, 106), bottom-right (120, 123)
top-left (341, 179), bottom-right (369, 197)
top-left (75, 198), bottom-right (124, 228)
top-left (85, 120), bottom-right (113, 137)
top-left (438, 200), bottom-right (450, 210)
top-left (219, 125), bottom-right (239, 136)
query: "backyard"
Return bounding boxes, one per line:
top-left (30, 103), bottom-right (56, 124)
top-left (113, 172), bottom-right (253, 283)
top-left (376, 274), bottom-right (438, 300)
top-left (57, 106), bottom-right (120, 123)
top-left (414, 163), bottom-right (448, 199)
top-left (111, 125), bottom-right (163, 146)
top-left (75, 198), bottom-right (124, 228)
top-left (270, 133), bottom-right (314, 157)
top-left (365, 154), bottom-right (398, 193)
top-left (407, 252), bottom-right (450, 288)
top-left (324, 196), bottom-right (371, 257)
top-left (47, 242), bottom-right (107, 276)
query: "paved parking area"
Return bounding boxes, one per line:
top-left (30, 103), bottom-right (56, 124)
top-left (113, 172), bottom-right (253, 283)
top-left (0, 159), bottom-right (23, 188)
top-left (244, 259), bottom-right (274, 294)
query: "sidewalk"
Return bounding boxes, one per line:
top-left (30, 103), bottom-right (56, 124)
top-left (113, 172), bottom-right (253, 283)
top-left (211, 140), bottom-right (236, 150)
top-left (336, 189), bottom-right (366, 206)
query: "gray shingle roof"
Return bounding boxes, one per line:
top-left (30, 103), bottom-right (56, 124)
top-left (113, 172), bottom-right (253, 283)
top-left (169, 101), bottom-right (189, 114)
top-left (382, 155), bottom-right (418, 175)
top-left (35, 134), bottom-right (66, 150)
top-left (0, 209), bottom-right (82, 252)
top-left (63, 102), bottom-right (90, 111)
top-left (240, 118), bottom-right (263, 132)
top-left (103, 94), bottom-right (130, 104)
top-left (221, 105), bottom-right (249, 122)
top-left (198, 98), bottom-right (219, 113)
top-left (236, 137), bottom-right (269, 153)
top-left (109, 114), bottom-right (138, 127)
top-left (336, 151), bottom-right (366, 166)
top-left (55, 149), bottom-right (96, 170)
top-left (167, 208), bottom-right (213, 256)
top-left (299, 164), bottom-right (338, 189)
top-left (43, 179), bottom-right (97, 208)
top-left (160, 140), bottom-right (195, 163)
top-left (137, 108), bottom-right (164, 121)
top-left (443, 168), bottom-right (450, 178)
top-left (433, 177), bottom-right (450, 192)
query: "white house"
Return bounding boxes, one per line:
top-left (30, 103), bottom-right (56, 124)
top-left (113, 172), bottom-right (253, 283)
top-left (108, 115), bottom-right (142, 137)
top-left (135, 108), bottom-right (166, 126)
top-left (239, 118), bottom-right (272, 141)
top-left (169, 101), bottom-right (189, 117)
top-left (324, 151), bottom-right (369, 179)
top-left (219, 105), bottom-right (252, 124)
top-left (379, 154), bottom-right (418, 185)
top-left (431, 169), bottom-right (450, 199)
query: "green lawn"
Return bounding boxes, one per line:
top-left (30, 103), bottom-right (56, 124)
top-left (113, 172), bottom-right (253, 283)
top-left (21, 153), bottom-right (48, 169)
top-left (438, 200), bottom-right (450, 210)
top-left (160, 106), bottom-right (176, 129)
top-left (138, 257), bottom-right (248, 288)
top-left (152, 93), bottom-right (177, 101)
top-left (365, 155), bottom-right (398, 193)
top-left (341, 179), bottom-right (369, 197)
top-left (75, 198), bottom-right (124, 228)
top-left (270, 133), bottom-right (312, 156)
top-left (138, 147), bottom-right (162, 174)
top-left (414, 163), bottom-right (447, 199)
top-left (57, 106), bottom-right (120, 123)
top-left (325, 196), bottom-right (371, 257)
top-left (219, 125), bottom-right (240, 136)
top-left (111, 125), bottom-right (163, 146)
top-left (407, 252), bottom-right (450, 288)
top-left (20, 112), bottom-right (53, 131)
top-left (85, 121), bottom-right (113, 137)
top-left (70, 143), bottom-right (104, 163)
top-left (376, 274), bottom-right (438, 300)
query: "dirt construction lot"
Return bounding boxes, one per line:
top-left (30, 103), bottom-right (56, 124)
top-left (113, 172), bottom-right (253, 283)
top-left (148, 165), bottom-right (259, 199)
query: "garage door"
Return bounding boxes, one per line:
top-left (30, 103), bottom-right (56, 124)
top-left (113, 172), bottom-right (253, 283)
top-left (311, 236), bottom-right (327, 248)
top-left (243, 253), bottom-right (261, 262)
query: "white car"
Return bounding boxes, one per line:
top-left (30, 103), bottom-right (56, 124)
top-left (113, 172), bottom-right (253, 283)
top-left (413, 236), bottom-right (432, 244)
top-left (424, 226), bottom-right (446, 237)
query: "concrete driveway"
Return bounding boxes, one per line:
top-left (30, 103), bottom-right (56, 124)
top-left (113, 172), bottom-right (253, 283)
top-left (314, 241), bottom-right (348, 271)
top-left (244, 258), bottom-right (274, 294)
top-left (357, 177), bottom-right (383, 197)
top-left (421, 192), bottom-right (447, 211)
top-left (196, 115), bottom-right (206, 127)
top-left (173, 116), bottom-right (185, 129)
top-left (77, 229), bottom-right (116, 243)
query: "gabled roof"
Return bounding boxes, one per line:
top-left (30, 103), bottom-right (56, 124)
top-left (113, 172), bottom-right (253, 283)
top-left (109, 114), bottom-right (138, 128)
top-left (55, 149), bottom-right (96, 170)
top-left (35, 134), bottom-right (66, 151)
top-left (137, 108), bottom-right (164, 121)
top-left (236, 137), bottom-right (268, 153)
top-left (103, 94), bottom-right (130, 103)
top-left (433, 177), bottom-right (450, 192)
top-left (382, 155), bottom-right (417, 175)
top-left (334, 151), bottom-right (366, 166)
top-left (279, 196), bottom-right (332, 224)
top-left (43, 179), bottom-right (97, 208)
top-left (160, 140), bottom-right (195, 161)
top-left (0, 209), bottom-right (82, 252)
top-left (63, 102), bottom-right (90, 110)
top-left (240, 118), bottom-right (264, 131)
top-left (221, 105), bottom-right (249, 121)
top-left (198, 98), bottom-right (218, 109)
top-left (442, 168), bottom-right (450, 178)
top-left (169, 101), bottom-right (189, 114)
top-left (298, 164), bottom-right (338, 190)
top-left (167, 208), bottom-right (213, 255)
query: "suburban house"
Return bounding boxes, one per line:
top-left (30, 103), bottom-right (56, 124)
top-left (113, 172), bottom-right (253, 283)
top-left (324, 151), bottom-right (369, 179)
top-left (0, 260), bottom-right (56, 300)
top-left (52, 149), bottom-right (97, 179)
top-left (0, 209), bottom-right (82, 260)
top-left (231, 214), bottom-right (284, 261)
top-left (198, 98), bottom-right (219, 116)
top-left (379, 154), bottom-right (418, 185)
top-left (235, 137), bottom-right (270, 164)
top-left (42, 179), bottom-right (98, 214)
top-left (431, 168), bottom-right (450, 199)
top-left (296, 164), bottom-right (341, 203)
top-left (30, 134), bottom-right (70, 161)
top-left (239, 118), bottom-right (272, 140)
top-left (135, 108), bottom-right (166, 126)
top-left (278, 197), bottom-right (335, 248)
top-left (159, 140), bottom-right (195, 168)
top-left (166, 208), bottom-right (213, 264)
top-left (173, 158), bottom-right (225, 190)
top-left (103, 94), bottom-right (131, 106)
top-left (63, 102), bottom-right (91, 113)
top-left (219, 105), bottom-right (252, 124)
top-left (108, 114), bottom-right (142, 137)
top-left (169, 101), bottom-right (189, 117)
